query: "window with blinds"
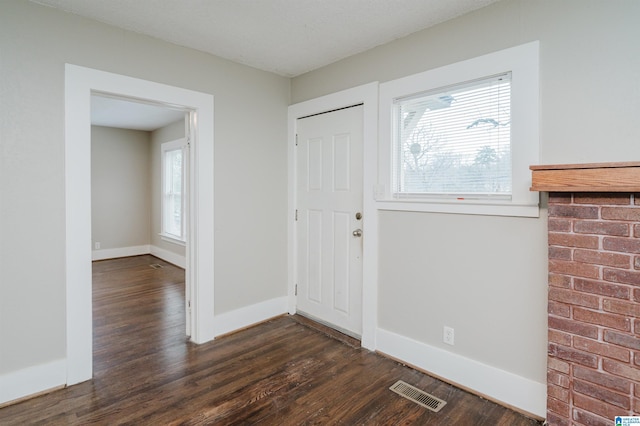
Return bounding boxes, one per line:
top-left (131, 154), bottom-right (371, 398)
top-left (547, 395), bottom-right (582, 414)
top-left (392, 73), bottom-right (512, 199)
top-left (161, 139), bottom-right (186, 243)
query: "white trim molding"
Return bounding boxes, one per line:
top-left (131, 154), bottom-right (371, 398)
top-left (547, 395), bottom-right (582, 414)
top-left (287, 82), bottom-right (379, 350)
top-left (378, 41), bottom-right (540, 218)
top-left (92, 245), bottom-right (151, 261)
top-left (213, 297), bottom-right (288, 337)
top-left (0, 359), bottom-right (66, 405)
top-left (90, 245), bottom-right (186, 269)
top-left (65, 64), bottom-right (215, 386)
top-left (376, 328), bottom-right (546, 419)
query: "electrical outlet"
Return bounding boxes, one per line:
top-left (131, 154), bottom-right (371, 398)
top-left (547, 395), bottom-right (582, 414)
top-left (443, 326), bottom-right (454, 345)
top-left (94, 242), bottom-right (101, 250)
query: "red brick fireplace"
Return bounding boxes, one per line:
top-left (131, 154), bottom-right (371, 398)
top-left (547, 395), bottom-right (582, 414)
top-left (531, 163), bottom-right (640, 426)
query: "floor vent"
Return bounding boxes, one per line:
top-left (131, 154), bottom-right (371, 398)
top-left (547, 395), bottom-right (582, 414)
top-left (389, 380), bottom-right (447, 412)
top-left (149, 264), bottom-right (163, 269)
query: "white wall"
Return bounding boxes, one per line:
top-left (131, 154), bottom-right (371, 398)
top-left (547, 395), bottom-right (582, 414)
top-left (91, 126), bottom-right (151, 254)
top-left (291, 0), bottom-right (640, 417)
top-left (0, 0), bottom-right (289, 379)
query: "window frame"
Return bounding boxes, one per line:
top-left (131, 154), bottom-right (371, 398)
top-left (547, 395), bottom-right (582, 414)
top-left (378, 41), bottom-right (539, 217)
top-left (160, 138), bottom-right (187, 244)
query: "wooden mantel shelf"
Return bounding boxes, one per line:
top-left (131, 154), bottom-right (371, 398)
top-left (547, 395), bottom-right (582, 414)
top-left (530, 162), bottom-right (640, 192)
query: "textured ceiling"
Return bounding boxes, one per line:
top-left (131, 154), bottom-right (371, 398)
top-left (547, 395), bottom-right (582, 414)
top-left (31, 0), bottom-right (499, 77)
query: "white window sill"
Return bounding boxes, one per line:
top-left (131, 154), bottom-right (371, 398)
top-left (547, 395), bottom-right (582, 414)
top-left (159, 234), bottom-right (186, 246)
top-left (375, 199), bottom-right (539, 218)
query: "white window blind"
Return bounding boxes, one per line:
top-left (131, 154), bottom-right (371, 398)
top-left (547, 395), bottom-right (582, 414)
top-left (393, 73), bottom-right (512, 199)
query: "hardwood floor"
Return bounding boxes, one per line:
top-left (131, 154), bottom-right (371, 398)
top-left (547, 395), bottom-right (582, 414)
top-left (0, 255), bottom-right (542, 425)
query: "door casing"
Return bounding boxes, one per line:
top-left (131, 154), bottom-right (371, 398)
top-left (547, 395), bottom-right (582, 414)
top-left (287, 82), bottom-right (378, 350)
top-left (65, 64), bottom-right (215, 385)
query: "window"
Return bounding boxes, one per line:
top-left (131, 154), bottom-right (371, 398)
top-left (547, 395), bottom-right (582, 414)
top-left (161, 139), bottom-right (186, 243)
top-left (394, 74), bottom-right (511, 198)
top-left (379, 42), bottom-right (539, 217)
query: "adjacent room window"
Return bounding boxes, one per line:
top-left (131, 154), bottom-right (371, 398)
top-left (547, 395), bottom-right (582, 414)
top-left (161, 139), bottom-right (186, 243)
top-left (378, 41), bottom-right (539, 217)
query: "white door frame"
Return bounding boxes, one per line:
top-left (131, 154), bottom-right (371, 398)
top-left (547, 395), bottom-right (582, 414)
top-left (287, 82), bottom-right (378, 350)
top-left (64, 64), bottom-right (215, 385)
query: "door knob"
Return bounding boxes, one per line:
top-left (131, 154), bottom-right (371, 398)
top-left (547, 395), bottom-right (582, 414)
top-left (352, 229), bottom-right (362, 237)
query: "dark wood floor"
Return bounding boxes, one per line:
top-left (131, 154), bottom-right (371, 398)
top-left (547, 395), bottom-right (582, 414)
top-left (0, 255), bottom-right (542, 425)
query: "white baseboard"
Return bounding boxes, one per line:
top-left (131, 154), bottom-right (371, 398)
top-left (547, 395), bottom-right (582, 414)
top-left (91, 244), bottom-right (186, 268)
top-left (150, 245), bottom-right (186, 269)
top-left (0, 359), bottom-right (66, 405)
top-left (92, 245), bottom-right (150, 261)
top-left (376, 328), bottom-right (546, 419)
top-left (214, 296), bottom-right (288, 337)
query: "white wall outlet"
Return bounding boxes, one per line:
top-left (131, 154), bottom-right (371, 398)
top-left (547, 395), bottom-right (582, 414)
top-left (94, 242), bottom-right (101, 250)
top-left (443, 326), bottom-right (455, 345)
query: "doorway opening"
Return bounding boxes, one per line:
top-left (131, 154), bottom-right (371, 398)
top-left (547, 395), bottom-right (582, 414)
top-left (65, 64), bottom-right (215, 385)
top-left (90, 93), bottom-right (191, 335)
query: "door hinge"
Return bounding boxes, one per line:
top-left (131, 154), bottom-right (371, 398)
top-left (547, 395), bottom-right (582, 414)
top-left (295, 209), bottom-right (298, 221)
top-left (295, 134), bottom-right (298, 146)
top-left (295, 284), bottom-right (298, 296)
top-left (188, 300), bottom-right (191, 308)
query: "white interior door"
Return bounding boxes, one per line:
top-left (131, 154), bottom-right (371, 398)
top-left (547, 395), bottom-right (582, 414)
top-left (296, 105), bottom-right (363, 337)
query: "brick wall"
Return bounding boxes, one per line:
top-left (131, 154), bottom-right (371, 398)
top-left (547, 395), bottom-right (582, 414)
top-left (547, 193), bottom-right (640, 426)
